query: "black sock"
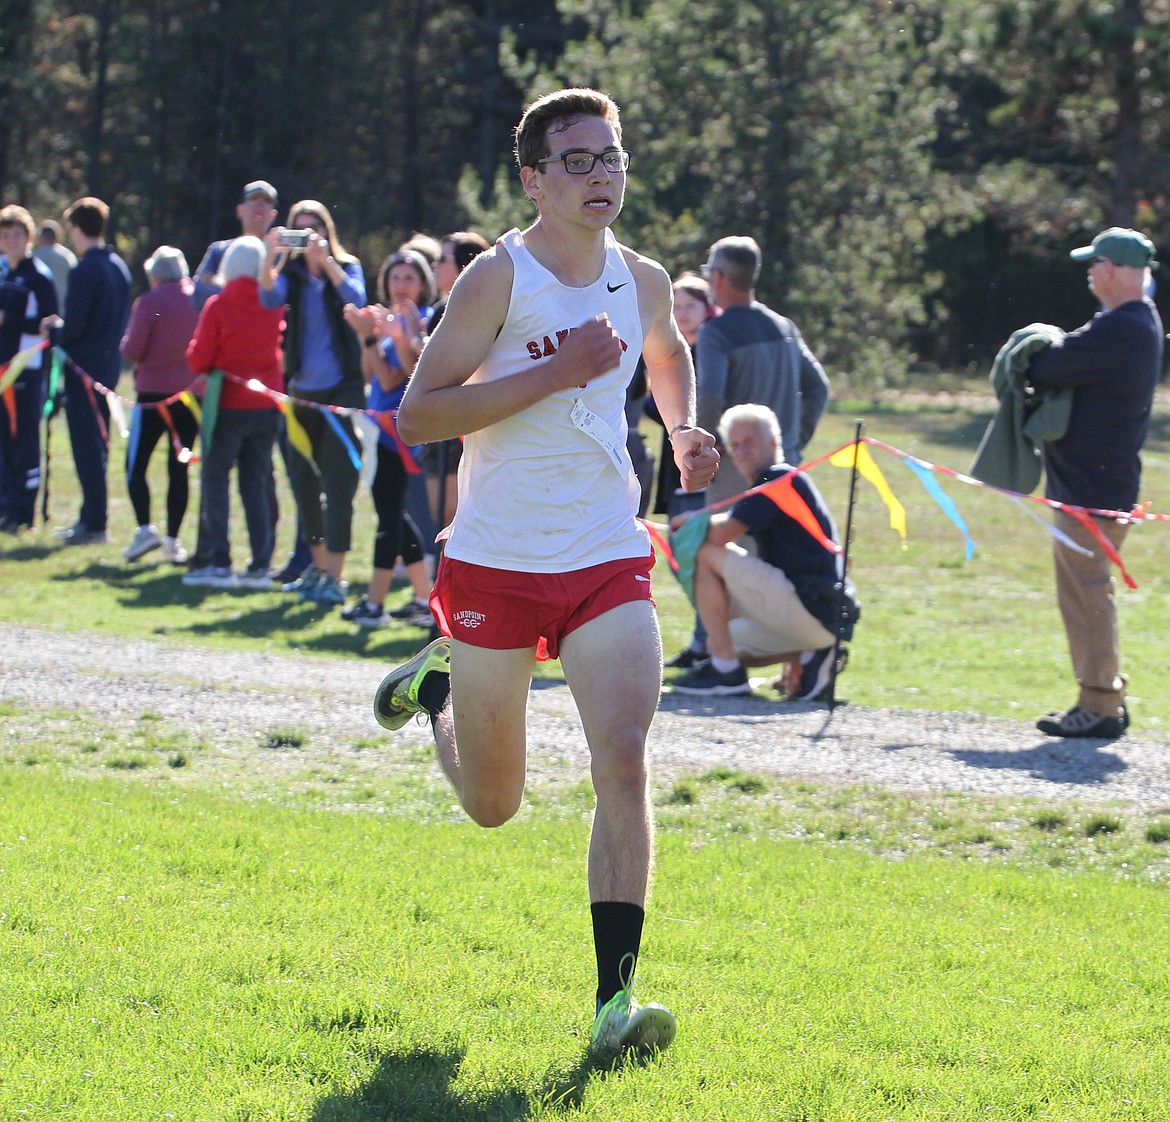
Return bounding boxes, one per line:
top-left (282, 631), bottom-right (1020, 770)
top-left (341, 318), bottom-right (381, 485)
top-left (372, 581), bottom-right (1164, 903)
top-left (591, 901), bottom-right (645, 1009)
top-left (418, 670), bottom-right (451, 719)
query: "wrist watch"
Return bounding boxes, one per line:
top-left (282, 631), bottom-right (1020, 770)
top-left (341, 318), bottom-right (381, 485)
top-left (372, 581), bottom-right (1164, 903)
top-left (363, 335), bottom-right (378, 349)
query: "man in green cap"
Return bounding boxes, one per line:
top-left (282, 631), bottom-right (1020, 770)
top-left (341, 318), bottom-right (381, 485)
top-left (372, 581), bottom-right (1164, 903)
top-left (1029, 227), bottom-right (1163, 739)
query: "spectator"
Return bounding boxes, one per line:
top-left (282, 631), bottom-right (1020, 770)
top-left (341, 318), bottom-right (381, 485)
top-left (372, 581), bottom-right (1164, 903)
top-left (43, 197), bottom-right (131, 546)
top-left (671, 403), bottom-right (858, 700)
top-left (261, 200), bottom-right (366, 606)
top-left (191, 181), bottom-right (279, 312)
top-left (32, 219), bottom-right (76, 310)
top-left (696, 235), bottom-right (829, 498)
top-left (422, 230), bottom-right (490, 530)
top-left (655, 273), bottom-right (717, 669)
top-left (1030, 228), bottom-right (1163, 739)
top-left (188, 180), bottom-right (298, 578)
top-left (119, 246), bottom-right (201, 563)
top-left (650, 273), bottom-right (717, 516)
top-left (183, 236), bottom-right (286, 589)
top-left (0, 204), bottom-right (58, 532)
top-left (340, 250), bottom-right (436, 628)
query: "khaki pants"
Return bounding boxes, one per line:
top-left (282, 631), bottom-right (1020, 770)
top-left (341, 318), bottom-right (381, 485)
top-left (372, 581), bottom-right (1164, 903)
top-left (723, 545), bottom-right (835, 660)
top-left (1053, 510), bottom-right (1128, 717)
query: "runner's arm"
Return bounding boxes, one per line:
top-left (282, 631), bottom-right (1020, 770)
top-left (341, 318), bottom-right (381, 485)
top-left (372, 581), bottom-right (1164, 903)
top-left (631, 255), bottom-right (719, 493)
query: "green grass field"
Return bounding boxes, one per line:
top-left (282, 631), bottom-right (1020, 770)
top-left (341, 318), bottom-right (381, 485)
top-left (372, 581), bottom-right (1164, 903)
top-left (3, 393), bottom-right (1170, 1119)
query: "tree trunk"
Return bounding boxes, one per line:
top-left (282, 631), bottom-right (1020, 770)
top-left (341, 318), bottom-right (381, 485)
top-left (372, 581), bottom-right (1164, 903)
top-left (1109, 0), bottom-right (1144, 226)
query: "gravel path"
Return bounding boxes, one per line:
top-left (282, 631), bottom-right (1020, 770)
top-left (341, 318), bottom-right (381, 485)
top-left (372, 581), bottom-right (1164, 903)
top-left (3, 623), bottom-right (1169, 809)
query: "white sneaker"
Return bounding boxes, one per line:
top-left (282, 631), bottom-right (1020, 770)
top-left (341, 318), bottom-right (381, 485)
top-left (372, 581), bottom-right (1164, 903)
top-left (123, 525), bottom-right (162, 561)
top-left (182, 565), bottom-right (238, 589)
top-left (161, 537), bottom-right (189, 564)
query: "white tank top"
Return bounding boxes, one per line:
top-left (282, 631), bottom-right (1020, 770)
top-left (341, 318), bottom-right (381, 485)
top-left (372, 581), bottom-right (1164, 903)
top-left (443, 227), bottom-right (649, 572)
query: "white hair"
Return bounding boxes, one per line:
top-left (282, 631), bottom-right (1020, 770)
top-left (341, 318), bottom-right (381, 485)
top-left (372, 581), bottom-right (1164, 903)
top-left (219, 236), bottom-right (265, 284)
top-left (717, 403), bottom-right (782, 454)
top-left (145, 245), bottom-right (189, 285)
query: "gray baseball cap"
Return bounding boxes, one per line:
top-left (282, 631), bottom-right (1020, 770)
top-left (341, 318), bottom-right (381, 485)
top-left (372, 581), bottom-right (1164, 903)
top-left (241, 180), bottom-right (277, 205)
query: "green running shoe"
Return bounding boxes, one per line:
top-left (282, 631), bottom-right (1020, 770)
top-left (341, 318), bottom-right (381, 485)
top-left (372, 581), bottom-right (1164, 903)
top-left (590, 953), bottom-right (676, 1056)
top-left (373, 637), bottom-right (451, 731)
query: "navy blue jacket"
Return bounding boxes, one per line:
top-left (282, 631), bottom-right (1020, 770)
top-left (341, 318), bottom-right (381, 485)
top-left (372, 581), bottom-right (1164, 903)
top-left (1029, 298), bottom-right (1163, 510)
top-left (60, 245), bottom-right (132, 387)
top-left (0, 256), bottom-right (58, 365)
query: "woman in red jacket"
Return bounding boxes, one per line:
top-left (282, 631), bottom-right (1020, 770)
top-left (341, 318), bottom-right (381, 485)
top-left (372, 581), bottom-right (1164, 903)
top-left (183, 236), bottom-right (286, 589)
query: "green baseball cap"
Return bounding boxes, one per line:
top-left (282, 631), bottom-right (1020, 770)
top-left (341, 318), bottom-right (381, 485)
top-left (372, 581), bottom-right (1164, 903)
top-left (1070, 227), bottom-right (1156, 268)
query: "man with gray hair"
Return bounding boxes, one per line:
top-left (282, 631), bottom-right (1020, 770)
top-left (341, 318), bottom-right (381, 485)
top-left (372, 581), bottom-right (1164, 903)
top-left (672, 403), bottom-right (857, 700)
top-left (665, 234), bottom-right (832, 671)
top-left (697, 235), bottom-right (829, 494)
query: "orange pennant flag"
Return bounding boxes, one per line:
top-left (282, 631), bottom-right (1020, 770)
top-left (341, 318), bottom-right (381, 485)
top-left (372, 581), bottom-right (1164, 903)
top-left (2, 386), bottom-right (15, 437)
top-left (756, 475), bottom-right (842, 554)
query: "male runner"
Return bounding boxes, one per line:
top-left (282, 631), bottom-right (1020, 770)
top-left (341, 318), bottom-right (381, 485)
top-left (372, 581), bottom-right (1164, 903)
top-left (374, 88), bottom-right (719, 1054)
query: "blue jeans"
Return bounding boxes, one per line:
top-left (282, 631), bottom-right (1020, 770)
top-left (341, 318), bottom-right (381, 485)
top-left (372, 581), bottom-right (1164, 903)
top-left (201, 408), bottom-right (281, 570)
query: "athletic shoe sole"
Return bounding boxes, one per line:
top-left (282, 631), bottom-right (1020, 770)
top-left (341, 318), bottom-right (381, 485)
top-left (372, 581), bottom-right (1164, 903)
top-left (373, 637), bottom-right (451, 732)
top-left (618, 1004), bottom-right (677, 1054)
top-left (670, 680), bottom-right (751, 697)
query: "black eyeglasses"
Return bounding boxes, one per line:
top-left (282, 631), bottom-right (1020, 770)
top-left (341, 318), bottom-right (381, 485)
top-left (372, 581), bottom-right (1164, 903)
top-left (699, 263), bottom-right (722, 279)
top-left (535, 149), bottom-right (630, 175)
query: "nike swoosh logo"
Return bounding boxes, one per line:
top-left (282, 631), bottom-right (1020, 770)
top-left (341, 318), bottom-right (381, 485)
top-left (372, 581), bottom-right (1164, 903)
top-left (607, 282), bottom-right (628, 292)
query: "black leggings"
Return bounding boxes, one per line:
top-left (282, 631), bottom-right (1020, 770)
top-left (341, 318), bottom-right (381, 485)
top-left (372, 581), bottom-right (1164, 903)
top-left (371, 443), bottom-right (425, 571)
top-left (125, 394), bottom-right (199, 536)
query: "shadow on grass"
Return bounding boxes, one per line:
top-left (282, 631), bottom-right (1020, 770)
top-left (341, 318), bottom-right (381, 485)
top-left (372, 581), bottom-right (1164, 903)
top-left (308, 1045), bottom-right (630, 1121)
top-left (948, 740), bottom-right (1126, 785)
top-left (0, 539), bottom-right (58, 562)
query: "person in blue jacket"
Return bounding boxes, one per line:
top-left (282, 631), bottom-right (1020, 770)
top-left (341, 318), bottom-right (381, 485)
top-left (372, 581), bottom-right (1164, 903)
top-left (0, 204), bottom-right (58, 532)
top-left (41, 197), bottom-right (131, 546)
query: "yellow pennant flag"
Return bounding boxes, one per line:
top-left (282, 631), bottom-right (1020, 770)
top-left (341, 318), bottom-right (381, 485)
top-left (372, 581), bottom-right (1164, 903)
top-left (281, 401), bottom-right (319, 474)
top-left (829, 441), bottom-right (907, 545)
top-left (0, 340), bottom-right (47, 394)
top-left (179, 391), bottom-right (202, 426)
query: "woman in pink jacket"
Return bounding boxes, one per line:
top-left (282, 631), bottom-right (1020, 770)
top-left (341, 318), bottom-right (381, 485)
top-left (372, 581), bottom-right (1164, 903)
top-left (118, 246), bottom-right (200, 563)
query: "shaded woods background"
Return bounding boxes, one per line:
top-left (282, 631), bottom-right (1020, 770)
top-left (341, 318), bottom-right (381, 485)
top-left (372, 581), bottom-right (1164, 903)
top-left (2, 0), bottom-right (1168, 385)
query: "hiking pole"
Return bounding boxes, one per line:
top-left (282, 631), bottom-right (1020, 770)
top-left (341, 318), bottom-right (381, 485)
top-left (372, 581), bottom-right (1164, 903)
top-left (826, 418), bottom-right (864, 711)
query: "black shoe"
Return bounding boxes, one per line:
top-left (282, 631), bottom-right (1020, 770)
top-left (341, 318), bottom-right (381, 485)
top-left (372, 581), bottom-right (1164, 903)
top-left (671, 662), bottom-right (751, 696)
top-left (793, 646), bottom-right (847, 701)
top-left (1036, 706), bottom-right (1125, 740)
top-left (271, 560), bottom-right (306, 584)
top-left (665, 646), bottom-right (710, 670)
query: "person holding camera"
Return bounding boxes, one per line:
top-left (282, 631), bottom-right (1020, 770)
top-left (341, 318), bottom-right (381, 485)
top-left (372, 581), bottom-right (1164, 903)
top-left (261, 201), bottom-right (366, 607)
